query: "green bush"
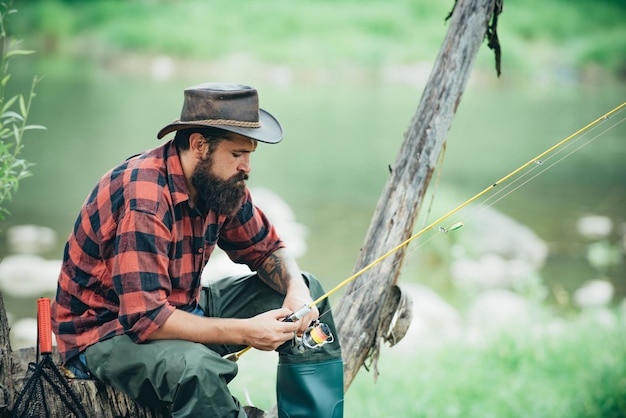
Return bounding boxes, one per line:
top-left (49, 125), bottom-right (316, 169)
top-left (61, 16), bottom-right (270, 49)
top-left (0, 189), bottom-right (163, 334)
top-left (0, 3), bottom-right (44, 219)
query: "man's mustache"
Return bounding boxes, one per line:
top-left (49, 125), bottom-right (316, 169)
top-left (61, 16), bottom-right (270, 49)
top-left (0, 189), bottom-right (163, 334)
top-left (229, 172), bottom-right (249, 183)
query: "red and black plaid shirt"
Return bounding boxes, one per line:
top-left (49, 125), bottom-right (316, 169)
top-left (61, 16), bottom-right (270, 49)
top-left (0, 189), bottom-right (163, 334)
top-left (51, 140), bottom-right (284, 362)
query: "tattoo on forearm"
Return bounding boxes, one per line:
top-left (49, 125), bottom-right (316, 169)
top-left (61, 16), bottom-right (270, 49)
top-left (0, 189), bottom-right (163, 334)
top-left (258, 252), bottom-right (291, 294)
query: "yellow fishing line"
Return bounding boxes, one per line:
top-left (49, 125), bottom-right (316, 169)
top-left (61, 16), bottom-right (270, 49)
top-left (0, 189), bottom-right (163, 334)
top-left (232, 101), bottom-right (626, 360)
top-left (311, 101), bottom-right (626, 307)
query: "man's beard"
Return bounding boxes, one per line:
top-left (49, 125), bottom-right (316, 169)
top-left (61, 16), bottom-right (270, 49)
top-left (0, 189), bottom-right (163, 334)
top-left (191, 156), bottom-right (248, 215)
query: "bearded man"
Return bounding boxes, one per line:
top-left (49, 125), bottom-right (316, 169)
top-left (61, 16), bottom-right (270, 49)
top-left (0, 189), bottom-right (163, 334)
top-left (51, 83), bottom-right (344, 418)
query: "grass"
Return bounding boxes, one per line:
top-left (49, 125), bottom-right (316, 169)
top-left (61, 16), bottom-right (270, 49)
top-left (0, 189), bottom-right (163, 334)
top-left (352, 314), bottom-right (626, 417)
top-left (230, 312), bottom-right (626, 417)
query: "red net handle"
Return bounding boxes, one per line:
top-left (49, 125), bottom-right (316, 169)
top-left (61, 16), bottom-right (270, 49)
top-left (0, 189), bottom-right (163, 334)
top-left (37, 297), bottom-right (52, 354)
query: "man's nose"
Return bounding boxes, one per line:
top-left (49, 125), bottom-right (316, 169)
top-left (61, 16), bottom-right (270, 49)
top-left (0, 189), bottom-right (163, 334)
top-left (238, 155), bottom-right (251, 173)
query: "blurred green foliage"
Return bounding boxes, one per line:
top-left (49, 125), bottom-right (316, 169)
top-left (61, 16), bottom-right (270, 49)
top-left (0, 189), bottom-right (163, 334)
top-left (10, 0), bottom-right (626, 78)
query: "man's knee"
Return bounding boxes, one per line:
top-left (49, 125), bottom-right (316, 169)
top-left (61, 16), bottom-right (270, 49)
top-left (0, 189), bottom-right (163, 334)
top-left (158, 344), bottom-right (243, 416)
top-left (175, 345), bottom-right (239, 385)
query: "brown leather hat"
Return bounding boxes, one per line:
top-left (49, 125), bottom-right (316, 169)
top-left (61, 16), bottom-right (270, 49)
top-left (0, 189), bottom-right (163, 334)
top-left (157, 82), bottom-right (283, 144)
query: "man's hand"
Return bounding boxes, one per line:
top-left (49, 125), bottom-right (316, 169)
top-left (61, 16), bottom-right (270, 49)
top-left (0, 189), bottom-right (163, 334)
top-left (282, 291), bottom-right (319, 334)
top-left (148, 307), bottom-right (301, 350)
top-left (244, 308), bottom-right (301, 351)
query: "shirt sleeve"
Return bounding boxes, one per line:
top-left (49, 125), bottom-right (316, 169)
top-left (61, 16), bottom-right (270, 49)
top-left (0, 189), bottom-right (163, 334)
top-left (218, 190), bottom-right (285, 271)
top-left (112, 209), bottom-right (176, 343)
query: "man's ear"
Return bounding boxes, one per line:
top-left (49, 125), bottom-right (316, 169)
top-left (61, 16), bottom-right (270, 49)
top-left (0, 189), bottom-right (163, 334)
top-left (189, 133), bottom-right (208, 157)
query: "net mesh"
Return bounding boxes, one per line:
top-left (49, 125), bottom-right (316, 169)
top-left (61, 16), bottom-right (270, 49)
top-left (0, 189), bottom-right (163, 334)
top-left (12, 355), bottom-right (87, 418)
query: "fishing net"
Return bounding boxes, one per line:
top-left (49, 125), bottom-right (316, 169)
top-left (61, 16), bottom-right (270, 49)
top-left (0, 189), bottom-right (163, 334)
top-left (12, 298), bottom-right (87, 418)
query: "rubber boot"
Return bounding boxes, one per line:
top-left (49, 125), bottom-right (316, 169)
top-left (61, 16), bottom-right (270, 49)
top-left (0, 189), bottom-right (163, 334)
top-left (276, 358), bottom-right (344, 418)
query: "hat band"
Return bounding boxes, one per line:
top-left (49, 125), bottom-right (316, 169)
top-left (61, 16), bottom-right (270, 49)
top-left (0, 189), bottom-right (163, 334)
top-left (181, 118), bottom-right (261, 128)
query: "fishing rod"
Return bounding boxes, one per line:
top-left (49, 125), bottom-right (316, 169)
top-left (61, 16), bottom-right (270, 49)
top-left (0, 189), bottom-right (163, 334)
top-left (227, 101), bottom-right (626, 362)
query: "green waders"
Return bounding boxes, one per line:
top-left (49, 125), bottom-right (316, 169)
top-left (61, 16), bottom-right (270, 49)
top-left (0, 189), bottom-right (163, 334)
top-left (276, 359), bottom-right (344, 418)
top-left (273, 274), bottom-right (344, 418)
top-left (83, 272), bottom-right (343, 418)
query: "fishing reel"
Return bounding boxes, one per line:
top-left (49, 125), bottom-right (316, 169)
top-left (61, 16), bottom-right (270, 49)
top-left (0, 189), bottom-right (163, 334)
top-left (285, 305), bottom-right (335, 352)
top-left (293, 321), bottom-right (334, 352)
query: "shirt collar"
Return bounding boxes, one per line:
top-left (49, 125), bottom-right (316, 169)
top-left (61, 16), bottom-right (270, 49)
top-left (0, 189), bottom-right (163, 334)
top-left (164, 140), bottom-right (192, 207)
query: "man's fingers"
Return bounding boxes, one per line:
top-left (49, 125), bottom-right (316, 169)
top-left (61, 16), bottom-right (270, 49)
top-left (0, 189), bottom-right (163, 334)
top-left (271, 307), bottom-right (293, 320)
top-left (297, 308), bottom-right (319, 333)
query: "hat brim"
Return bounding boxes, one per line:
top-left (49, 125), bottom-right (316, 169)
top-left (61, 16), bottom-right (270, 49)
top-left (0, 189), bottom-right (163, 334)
top-left (157, 108), bottom-right (283, 144)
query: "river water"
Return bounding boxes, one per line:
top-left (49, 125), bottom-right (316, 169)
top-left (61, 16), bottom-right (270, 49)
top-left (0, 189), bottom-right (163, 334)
top-left (1, 54), bottom-right (625, 329)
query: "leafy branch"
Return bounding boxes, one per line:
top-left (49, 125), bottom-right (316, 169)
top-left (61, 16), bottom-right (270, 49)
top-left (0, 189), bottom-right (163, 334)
top-left (0, 2), bottom-right (45, 219)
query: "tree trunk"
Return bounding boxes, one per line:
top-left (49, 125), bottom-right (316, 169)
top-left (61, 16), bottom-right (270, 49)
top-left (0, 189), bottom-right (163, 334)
top-left (334, 0), bottom-right (499, 390)
top-left (0, 292), bottom-right (15, 417)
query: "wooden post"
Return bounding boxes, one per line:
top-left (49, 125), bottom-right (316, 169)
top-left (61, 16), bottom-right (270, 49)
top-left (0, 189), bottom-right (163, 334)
top-left (334, 0), bottom-right (499, 390)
